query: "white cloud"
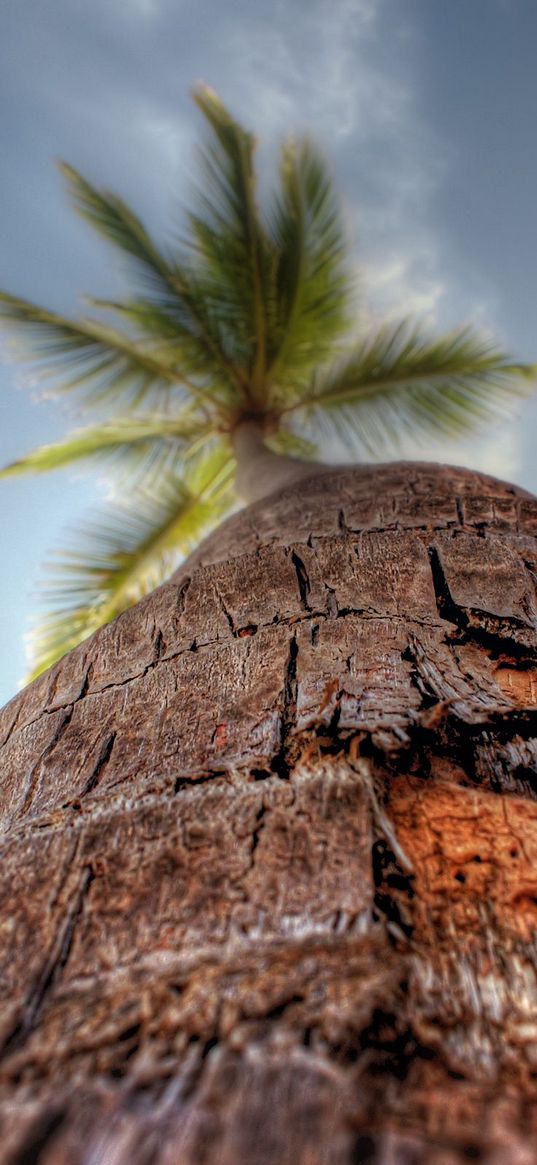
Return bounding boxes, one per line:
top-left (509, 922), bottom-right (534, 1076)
top-left (222, 0), bottom-right (404, 144)
top-left (361, 255), bottom-right (446, 327)
top-left (467, 427), bottom-right (521, 482)
top-left (400, 422), bottom-right (522, 484)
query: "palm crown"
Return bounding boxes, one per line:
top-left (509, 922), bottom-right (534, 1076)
top-left (1, 87), bottom-right (534, 681)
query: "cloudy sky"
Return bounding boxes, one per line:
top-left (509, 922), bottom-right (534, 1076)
top-left (1, 0), bottom-right (537, 705)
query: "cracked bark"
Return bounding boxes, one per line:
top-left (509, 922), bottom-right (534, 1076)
top-left (1, 462), bottom-right (537, 1162)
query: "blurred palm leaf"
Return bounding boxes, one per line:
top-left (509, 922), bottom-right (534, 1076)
top-left (189, 87), bottom-right (272, 394)
top-left (287, 322), bottom-right (536, 454)
top-left (27, 443), bottom-right (234, 679)
top-left (267, 140), bottom-right (351, 394)
top-left (60, 161), bottom-right (250, 397)
top-left (0, 413), bottom-right (210, 479)
top-left (0, 291), bottom-right (206, 410)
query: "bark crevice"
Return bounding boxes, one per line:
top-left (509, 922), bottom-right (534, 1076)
top-left (1, 865), bottom-right (94, 1058)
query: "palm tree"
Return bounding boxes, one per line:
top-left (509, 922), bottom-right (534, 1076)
top-left (0, 86), bottom-right (532, 680)
top-left (1, 92), bottom-right (537, 1164)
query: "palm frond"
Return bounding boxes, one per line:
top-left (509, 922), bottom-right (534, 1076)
top-left (59, 162), bottom-right (182, 300)
top-left (85, 295), bottom-right (247, 409)
top-left (60, 165), bottom-right (251, 398)
top-left (27, 444), bottom-right (235, 679)
top-left (266, 427), bottom-right (319, 460)
top-left (0, 413), bottom-right (211, 478)
top-left (190, 86), bottom-right (272, 394)
top-left (0, 291), bottom-right (193, 409)
top-left (267, 139), bottom-right (351, 394)
top-left (287, 322), bottom-right (536, 454)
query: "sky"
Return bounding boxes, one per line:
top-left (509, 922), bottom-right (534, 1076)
top-left (1, 0), bottom-right (537, 706)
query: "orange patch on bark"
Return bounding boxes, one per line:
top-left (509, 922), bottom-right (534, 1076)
top-left (494, 663), bottom-right (537, 706)
top-left (388, 775), bottom-right (537, 942)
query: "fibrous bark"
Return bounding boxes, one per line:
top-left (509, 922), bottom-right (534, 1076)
top-left (1, 461), bottom-right (537, 1163)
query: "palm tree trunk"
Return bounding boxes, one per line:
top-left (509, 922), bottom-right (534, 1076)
top-left (1, 461), bottom-right (537, 1163)
top-left (231, 418), bottom-right (332, 501)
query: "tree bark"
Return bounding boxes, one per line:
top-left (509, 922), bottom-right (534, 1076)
top-left (1, 461), bottom-right (537, 1163)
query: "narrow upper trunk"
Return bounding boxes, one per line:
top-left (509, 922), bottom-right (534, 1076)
top-left (0, 462), bottom-right (537, 1164)
top-left (231, 418), bottom-right (333, 502)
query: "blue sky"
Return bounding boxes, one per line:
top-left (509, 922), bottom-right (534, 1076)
top-left (1, 0), bottom-right (537, 706)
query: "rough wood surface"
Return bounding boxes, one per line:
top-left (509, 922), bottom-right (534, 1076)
top-left (1, 461), bottom-right (537, 1163)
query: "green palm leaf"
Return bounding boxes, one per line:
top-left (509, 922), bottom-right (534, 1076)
top-left (0, 413), bottom-right (211, 479)
top-left (190, 86), bottom-right (272, 395)
top-left (267, 139), bottom-right (351, 392)
top-left (27, 444), bottom-right (235, 679)
top-left (61, 161), bottom-right (252, 398)
top-left (0, 291), bottom-right (187, 409)
top-left (0, 291), bottom-right (233, 414)
top-left (59, 162), bottom-right (183, 302)
top-left (286, 322), bottom-right (535, 453)
top-left (85, 295), bottom-right (247, 408)
top-left (266, 427), bottom-right (319, 460)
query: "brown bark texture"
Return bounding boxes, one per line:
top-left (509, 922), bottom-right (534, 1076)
top-left (1, 461), bottom-right (537, 1163)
